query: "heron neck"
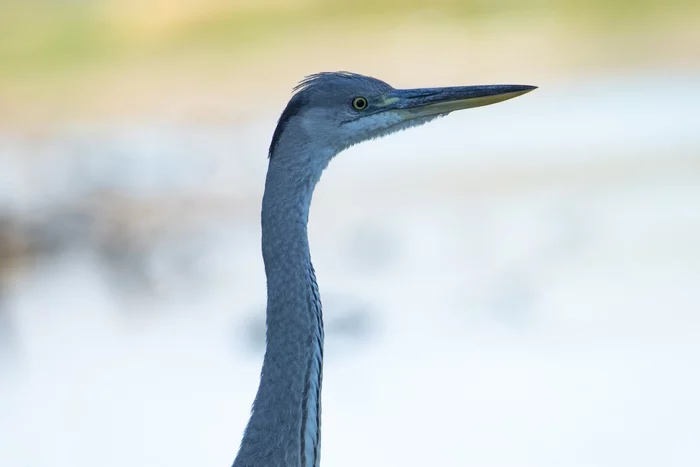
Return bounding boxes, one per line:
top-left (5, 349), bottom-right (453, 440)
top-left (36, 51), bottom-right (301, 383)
top-left (234, 157), bottom-right (325, 467)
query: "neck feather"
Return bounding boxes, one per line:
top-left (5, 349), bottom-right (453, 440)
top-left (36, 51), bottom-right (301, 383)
top-left (233, 153), bottom-right (325, 467)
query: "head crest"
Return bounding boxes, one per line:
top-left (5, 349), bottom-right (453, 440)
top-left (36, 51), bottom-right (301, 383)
top-left (268, 72), bottom-right (391, 157)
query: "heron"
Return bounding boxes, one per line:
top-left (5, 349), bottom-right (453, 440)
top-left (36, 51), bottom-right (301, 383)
top-left (232, 72), bottom-right (536, 467)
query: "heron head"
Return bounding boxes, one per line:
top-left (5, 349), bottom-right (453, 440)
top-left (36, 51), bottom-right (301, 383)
top-left (269, 72), bottom-right (536, 168)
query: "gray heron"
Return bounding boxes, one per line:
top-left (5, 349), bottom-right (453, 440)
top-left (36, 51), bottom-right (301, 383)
top-left (232, 72), bottom-right (536, 466)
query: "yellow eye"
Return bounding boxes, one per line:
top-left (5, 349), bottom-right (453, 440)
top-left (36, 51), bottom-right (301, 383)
top-left (352, 97), bottom-right (368, 110)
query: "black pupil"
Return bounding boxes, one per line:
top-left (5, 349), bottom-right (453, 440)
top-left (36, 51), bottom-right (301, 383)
top-left (355, 98), bottom-right (365, 108)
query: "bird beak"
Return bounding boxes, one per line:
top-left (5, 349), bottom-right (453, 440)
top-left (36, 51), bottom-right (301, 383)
top-left (388, 84), bottom-right (537, 119)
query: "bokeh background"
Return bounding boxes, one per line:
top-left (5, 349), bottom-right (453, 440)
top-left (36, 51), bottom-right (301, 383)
top-left (1, 1), bottom-right (700, 466)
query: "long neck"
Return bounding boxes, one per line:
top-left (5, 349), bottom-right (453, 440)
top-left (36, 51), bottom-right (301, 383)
top-left (234, 155), bottom-right (325, 467)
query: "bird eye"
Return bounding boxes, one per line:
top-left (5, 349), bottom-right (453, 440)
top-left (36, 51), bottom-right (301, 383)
top-left (352, 97), bottom-right (368, 111)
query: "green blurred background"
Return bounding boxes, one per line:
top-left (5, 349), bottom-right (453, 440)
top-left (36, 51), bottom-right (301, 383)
top-left (2, 0), bottom-right (699, 126)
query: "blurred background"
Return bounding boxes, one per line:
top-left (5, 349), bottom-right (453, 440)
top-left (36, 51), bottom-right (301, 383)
top-left (1, 1), bottom-right (699, 466)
